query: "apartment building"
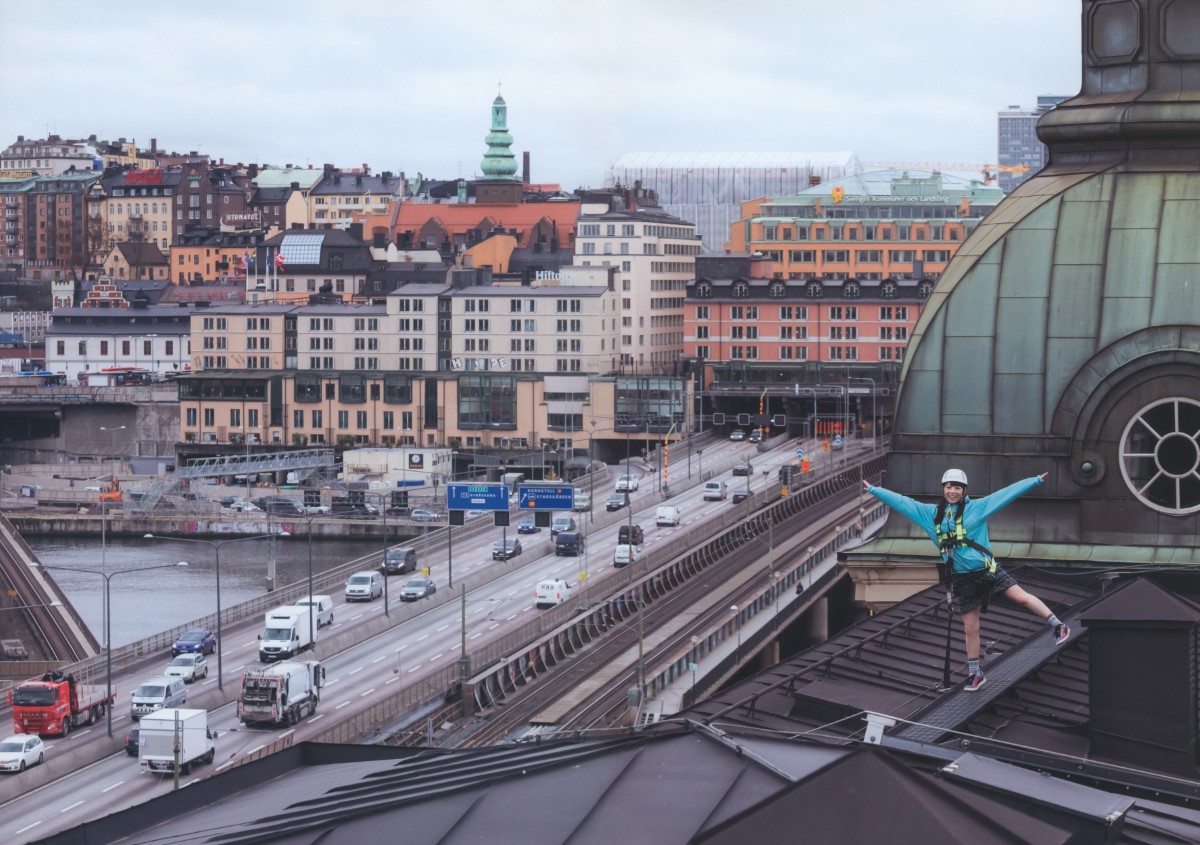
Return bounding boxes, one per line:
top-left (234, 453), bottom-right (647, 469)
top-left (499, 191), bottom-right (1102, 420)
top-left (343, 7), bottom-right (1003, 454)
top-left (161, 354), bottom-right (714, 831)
top-left (309, 166), bottom-right (399, 227)
top-left (248, 164), bottom-right (323, 233)
top-left (725, 170), bottom-right (1002, 284)
top-left (171, 158), bottom-right (251, 241)
top-left (0, 135), bottom-right (102, 176)
top-left (45, 301), bottom-right (193, 382)
top-left (87, 165), bottom-right (180, 256)
top-left (574, 187), bottom-right (700, 376)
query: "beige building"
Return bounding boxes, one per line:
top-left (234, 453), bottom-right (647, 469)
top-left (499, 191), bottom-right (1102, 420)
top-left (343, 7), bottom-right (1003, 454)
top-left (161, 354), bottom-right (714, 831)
top-left (574, 191), bottom-right (700, 375)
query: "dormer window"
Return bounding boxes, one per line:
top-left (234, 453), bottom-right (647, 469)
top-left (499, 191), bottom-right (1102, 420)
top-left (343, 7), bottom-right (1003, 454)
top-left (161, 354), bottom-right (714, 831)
top-left (696, 282), bottom-right (712, 298)
top-left (768, 280), bottom-right (786, 298)
top-left (844, 281), bottom-right (860, 298)
top-left (732, 281), bottom-right (750, 298)
top-left (918, 281), bottom-right (934, 298)
top-left (882, 281), bottom-right (897, 298)
top-left (806, 282), bottom-right (823, 299)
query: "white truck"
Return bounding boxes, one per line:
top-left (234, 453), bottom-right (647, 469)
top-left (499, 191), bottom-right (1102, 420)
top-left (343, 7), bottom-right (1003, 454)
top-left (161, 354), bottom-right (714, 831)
top-left (138, 708), bottom-right (216, 775)
top-left (237, 660), bottom-right (324, 727)
top-left (258, 606), bottom-right (315, 662)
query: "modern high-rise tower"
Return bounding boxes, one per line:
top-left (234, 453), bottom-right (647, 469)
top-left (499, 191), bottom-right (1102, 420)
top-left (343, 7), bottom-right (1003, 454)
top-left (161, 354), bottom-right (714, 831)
top-left (996, 95), bottom-right (1068, 192)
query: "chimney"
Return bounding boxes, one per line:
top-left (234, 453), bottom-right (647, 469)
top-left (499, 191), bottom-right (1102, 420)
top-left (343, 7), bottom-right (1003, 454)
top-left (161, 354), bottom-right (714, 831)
top-left (291, 181), bottom-right (300, 190)
top-left (1083, 578), bottom-right (1200, 779)
top-left (523, 151), bottom-right (530, 184)
top-left (150, 138), bottom-right (157, 154)
top-left (324, 163), bottom-right (335, 175)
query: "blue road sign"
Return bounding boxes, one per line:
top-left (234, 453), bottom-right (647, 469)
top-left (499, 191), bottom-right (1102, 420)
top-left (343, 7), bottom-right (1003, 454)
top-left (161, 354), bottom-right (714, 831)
top-left (446, 483), bottom-right (509, 511)
top-left (517, 484), bottom-right (575, 510)
top-left (834, 434), bottom-right (843, 446)
top-left (795, 447), bottom-right (805, 459)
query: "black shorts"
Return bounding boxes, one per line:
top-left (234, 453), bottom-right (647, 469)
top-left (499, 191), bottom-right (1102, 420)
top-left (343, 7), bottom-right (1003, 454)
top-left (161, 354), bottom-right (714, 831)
top-left (952, 568), bottom-right (1016, 615)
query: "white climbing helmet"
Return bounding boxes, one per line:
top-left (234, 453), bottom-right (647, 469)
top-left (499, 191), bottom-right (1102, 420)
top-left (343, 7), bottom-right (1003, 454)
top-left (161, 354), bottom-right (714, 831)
top-left (941, 468), bottom-right (969, 487)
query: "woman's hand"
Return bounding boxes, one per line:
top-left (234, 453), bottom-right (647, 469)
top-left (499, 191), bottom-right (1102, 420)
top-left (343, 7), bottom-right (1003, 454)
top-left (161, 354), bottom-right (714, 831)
top-left (1038, 472), bottom-right (1049, 482)
top-left (863, 479), bottom-right (872, 491)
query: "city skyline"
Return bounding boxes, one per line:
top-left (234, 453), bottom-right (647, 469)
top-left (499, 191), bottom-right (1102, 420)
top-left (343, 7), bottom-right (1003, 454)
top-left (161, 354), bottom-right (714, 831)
top-left (2, 0), bottom-right (1081, 190)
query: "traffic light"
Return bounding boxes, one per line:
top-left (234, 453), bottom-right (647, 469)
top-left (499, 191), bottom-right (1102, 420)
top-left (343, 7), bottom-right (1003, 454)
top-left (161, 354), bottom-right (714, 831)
top-left (801, 458), bottom-right (811, 473)
top-left (823, 439), bottom-right (830, 452)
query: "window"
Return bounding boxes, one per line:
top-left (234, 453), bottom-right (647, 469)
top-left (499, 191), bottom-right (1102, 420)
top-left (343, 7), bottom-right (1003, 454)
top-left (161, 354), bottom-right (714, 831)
top-left (822, 250), bottom-right (849, 263)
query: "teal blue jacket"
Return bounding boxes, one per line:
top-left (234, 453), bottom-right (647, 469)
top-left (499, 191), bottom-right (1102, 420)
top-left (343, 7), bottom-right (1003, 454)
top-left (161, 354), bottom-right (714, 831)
top-left (865, 476), bottom-right (1043, 575)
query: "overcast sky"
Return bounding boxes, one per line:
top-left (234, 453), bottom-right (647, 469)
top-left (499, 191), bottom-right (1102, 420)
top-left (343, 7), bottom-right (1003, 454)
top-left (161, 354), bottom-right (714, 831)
top-left (2, 1), bottom-right (1082, 189)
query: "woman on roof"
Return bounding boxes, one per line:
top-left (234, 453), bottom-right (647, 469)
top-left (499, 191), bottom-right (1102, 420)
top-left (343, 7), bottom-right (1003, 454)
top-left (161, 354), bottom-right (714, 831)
top-left (863, 469), bottom-right (1068, 692)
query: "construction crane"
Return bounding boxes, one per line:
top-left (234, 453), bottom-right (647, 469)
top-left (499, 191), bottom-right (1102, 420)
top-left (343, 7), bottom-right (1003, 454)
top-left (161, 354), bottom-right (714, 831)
top-left (863, 162), bottom-right (1032, 184)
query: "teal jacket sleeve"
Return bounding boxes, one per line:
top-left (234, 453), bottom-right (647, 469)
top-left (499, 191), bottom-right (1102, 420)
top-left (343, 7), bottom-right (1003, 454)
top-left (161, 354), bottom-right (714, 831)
top-left (865, 484), bottom-right (939, 544)
top-left (963, 475), bottom-right (1043, 527)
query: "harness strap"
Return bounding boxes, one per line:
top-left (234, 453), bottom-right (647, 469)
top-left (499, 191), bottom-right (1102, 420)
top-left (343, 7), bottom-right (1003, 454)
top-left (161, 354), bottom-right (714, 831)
top-left (935, 501), bottom-right (998, 572)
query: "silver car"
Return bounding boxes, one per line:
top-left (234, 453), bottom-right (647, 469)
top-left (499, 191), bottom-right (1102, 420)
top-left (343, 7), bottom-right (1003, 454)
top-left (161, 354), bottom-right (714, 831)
top-left (164, 653), bottom-right (208, 683)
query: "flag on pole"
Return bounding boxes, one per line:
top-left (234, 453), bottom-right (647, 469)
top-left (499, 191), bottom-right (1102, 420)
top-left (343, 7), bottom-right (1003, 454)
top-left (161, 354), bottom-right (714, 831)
top-left (274, 251), bottom-right (285, 270)
top-left (241, 251), bottom-right (251, 269)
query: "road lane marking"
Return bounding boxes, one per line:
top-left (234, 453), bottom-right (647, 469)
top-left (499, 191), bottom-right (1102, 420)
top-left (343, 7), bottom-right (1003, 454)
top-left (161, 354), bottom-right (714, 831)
top-left (360, 688), bottom-right (376, 696)
top-left (437, 625), bottom-right (449, 632)
top-left (351, 614), bottom-right (364, 621)
top-left (242, 641), bottom-right (257, 647)
top-left (431, 653), bottom-right (443, 660)
top-left (348, 667), bottom-right (364, 676)
top-left (407, 665), bottom-right (422, 672)
top-left (309, 714), bottom-right (325, 723)
top-left (335, 701), bottom-right (351, 710)
top-left (489, 623), bottom-right (500, 630)
top-left (101, 781), bottom-right (125, 793)
top-left (470, 632), bottom-right (482, 639)
top-left (417, 634), bottom-right (430, 642)
top-left (385, 676), bottom-right (400, 684)
top-left (324, 678), bottom-right (339, 687)
top-left (394, 644), bottom-right (408, 653)
top-left (371, 656), bottom-right (385, 664)
top-left (16, 822), bottom-right (41, 835)
top-left (60, 800), bottom-right (85, 813)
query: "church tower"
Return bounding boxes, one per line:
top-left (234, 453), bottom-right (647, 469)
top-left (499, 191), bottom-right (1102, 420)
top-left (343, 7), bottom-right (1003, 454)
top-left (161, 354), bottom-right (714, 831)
top-left (476, 94), bottom-right (523, 204)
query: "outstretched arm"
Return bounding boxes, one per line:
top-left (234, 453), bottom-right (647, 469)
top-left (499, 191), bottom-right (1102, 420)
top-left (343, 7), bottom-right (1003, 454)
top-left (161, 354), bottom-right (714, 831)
top-left (969, 473), bottom-right (1048, 521)
top-left (863, 480), bottom-right (937, 530)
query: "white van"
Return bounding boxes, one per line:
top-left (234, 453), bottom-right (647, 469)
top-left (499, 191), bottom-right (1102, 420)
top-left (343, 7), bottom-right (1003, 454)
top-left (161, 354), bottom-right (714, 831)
top-left (655, 505), bottom-right (682, 527)
top-left (130, 676), bottom-right (187, 721)
top-left (535, 579), bottom-right (572, 609)
top-left (703, 481), bottom-right (727, 501)
top-left (294, 594), bottom-right (334, 628)
top-left (345, 571), bottom-right (384, 601)
top-left (613, 544), bottom-right (641, 567)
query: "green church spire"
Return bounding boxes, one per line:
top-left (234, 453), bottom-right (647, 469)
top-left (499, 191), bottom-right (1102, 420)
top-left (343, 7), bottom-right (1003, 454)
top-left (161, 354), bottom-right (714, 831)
top-left (481, 94), bottom-right (518, 180)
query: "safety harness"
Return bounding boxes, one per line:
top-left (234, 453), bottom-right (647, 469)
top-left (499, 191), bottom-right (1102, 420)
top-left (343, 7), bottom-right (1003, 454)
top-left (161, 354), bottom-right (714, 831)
top-left (934, 500), bottom-right (999, 611)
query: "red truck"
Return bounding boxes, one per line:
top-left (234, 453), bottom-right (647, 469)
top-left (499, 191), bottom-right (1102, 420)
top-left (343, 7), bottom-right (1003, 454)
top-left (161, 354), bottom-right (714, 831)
top-left (9, 671), bottom-right (115, 736)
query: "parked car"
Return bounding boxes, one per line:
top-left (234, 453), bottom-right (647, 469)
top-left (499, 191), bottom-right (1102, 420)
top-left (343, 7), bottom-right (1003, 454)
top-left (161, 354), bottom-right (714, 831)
top-left (410, 508), bottom-right (441, 523)
top-left (172, 628), bottom-right (216, 656)
top-left (164, 653), bottom-right (209, 683)
top-left (345, 570), bottom-right (384, 601)
top-left (729, 429), bottom-right (746, 441)
top-left (254, 498), bottom-right (304, 516)
top-left (0, 734), bottom-right (44, 772)
top-left (492, 538), bottom-right (523, 560)
top-left (606, 493), bottom-right (627, 512)
top-left (615, 475), bottom-right (639, 492)
top-left (400, 576), bottom-right (437, 601)
top-left (517, 516), bottom-right (540, 533)
top-left (304, 504), bottom-right (331, 515)
top-left (217, 495), bottom-right (240, 508)
top-left (124, 726), bottom-right (140, 757)
top-left (732, 461), bottom-right (753, 476)
top-left (229, 500), bottom-right (261, 513)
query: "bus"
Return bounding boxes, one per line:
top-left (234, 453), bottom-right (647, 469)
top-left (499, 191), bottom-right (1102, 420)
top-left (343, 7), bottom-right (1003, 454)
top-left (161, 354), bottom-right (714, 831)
top-left (85, 367), bottom-right (156, 387)
top-left (15, 369), bottom-right (67, 386)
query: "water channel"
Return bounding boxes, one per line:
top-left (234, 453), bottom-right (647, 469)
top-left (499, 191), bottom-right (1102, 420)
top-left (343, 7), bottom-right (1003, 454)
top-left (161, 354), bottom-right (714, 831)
top-left (28, 535), bottom-right (392, 647)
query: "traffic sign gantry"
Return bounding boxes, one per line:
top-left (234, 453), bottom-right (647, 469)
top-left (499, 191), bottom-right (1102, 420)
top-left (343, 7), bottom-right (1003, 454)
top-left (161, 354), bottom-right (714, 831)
top-left (517, 485), bottom-right (575, 510)
top-left (446, 483), bottom-right (509, 511)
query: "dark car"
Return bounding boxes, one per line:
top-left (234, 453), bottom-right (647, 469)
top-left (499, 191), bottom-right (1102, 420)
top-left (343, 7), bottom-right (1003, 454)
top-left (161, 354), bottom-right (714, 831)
top-left (732, 461), bottom-right (753, 476)
top-left (732, 490), bottom-right (751, 504)
top-left (124, 726), bottom-right (139, 757)
top-left (554, 532), bottom-right (585, 556)
top-left (517, 516), bottom-right (540, 533)
top-left (492, 538), bottom-right (523, 560)
top-left (172, 628), bottom-right (216, 656)
top-left (253, 497), bottom-right (304, 516)
top-left (606, 494), bottom-right (627, 512)
top-left (400, 576), bottom-right (437, 601)
top-left (217, 495), bottom-right (239, 508)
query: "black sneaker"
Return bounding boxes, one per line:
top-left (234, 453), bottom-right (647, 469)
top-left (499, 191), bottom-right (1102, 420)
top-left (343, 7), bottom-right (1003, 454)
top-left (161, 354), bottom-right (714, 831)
top-left (964, 672), bottom-right (987, 692)
top-left (1054, 623), bottom-right (1070, 646)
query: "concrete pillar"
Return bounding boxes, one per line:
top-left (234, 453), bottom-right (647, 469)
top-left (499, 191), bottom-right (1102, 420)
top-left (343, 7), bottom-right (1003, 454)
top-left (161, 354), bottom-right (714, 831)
top-left (806, 596), bottom-right (829, 644)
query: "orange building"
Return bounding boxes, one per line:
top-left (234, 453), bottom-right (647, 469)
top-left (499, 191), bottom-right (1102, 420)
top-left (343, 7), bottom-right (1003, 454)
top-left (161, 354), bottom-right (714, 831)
top-left (725, 169), bottom-right (1002, 283)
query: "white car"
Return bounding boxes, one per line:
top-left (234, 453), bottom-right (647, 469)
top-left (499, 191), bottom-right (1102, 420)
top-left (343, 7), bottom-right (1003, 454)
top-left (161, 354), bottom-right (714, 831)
top-left (304, 504), bottom-right (331, 515)
top-left (229, 500), bottom-right (261, 513)
top-left (164, 653), bottom-right (209, 683)
top-left (615, 475), bottom-right (639, 492)
top-left (0, 734), bottom-right (44, 773)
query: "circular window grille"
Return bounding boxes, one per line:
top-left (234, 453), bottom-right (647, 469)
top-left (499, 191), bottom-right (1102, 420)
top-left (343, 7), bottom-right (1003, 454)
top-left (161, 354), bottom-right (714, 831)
top-left (1119, 397), bottom-right (1200, 515)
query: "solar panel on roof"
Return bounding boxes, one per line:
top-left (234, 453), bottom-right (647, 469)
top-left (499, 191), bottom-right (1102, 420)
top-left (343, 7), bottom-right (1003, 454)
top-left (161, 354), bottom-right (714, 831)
top-left (279, 233), bottom-right (324, 265)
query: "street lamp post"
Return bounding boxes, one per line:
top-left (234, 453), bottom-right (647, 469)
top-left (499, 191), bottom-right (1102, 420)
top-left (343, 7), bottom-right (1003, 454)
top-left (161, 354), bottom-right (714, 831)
top-left (144, 532), bottom-right (285, 691)
top-left (849, 376), bottom-right (877, 451)
top-left (99, 424), bottom-right (126, 483)
top-left (730, 604), bottom-right (741, 659)
top-left (39, 562), bottom-right (186, 738)
top-left (0, 598), bottom-right (62, 643)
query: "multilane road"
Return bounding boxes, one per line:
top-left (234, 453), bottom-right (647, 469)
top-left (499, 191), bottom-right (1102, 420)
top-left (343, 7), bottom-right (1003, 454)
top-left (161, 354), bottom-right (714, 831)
top-left (0, 434), bottom-right (831, 841)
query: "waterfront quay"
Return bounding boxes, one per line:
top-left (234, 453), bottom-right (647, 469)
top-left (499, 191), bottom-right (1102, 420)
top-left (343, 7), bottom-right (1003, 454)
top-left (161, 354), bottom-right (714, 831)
top-left (5, 509), bottom-right (418, 542)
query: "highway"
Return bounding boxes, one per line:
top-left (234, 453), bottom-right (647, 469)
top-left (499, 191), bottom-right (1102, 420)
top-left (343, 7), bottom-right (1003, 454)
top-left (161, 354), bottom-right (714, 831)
top-left (0, 433), bottom-right (842, 841)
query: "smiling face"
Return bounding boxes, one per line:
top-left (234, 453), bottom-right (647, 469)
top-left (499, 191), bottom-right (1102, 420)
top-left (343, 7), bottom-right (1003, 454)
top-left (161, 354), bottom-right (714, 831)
top-left (942, 483), bottom-right (966, 504)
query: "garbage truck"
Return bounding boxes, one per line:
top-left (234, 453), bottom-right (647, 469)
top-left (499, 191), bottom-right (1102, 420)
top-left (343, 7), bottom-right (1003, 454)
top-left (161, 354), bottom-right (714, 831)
top-left (237, 660), bottom-right (324, 727)
top-left (138, 708), bottom-right (216, 775)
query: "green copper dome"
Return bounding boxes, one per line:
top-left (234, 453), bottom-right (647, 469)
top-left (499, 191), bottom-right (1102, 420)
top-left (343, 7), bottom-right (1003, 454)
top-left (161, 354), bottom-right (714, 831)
top-left (481, 94), bottom-right (518, 180)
